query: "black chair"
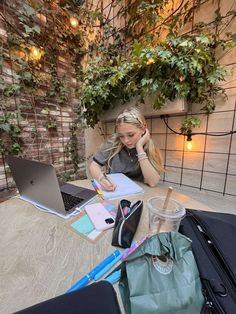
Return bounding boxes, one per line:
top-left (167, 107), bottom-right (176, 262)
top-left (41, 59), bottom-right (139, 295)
top-left (15, 281), bottom-right (121, 314)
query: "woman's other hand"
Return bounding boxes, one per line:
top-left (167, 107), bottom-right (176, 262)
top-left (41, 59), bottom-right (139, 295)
top-left (136, 128), bottom-right (150, 149)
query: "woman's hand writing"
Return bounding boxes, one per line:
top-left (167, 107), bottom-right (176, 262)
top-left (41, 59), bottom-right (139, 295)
top-left (100, 177), bottom-right (117, 191)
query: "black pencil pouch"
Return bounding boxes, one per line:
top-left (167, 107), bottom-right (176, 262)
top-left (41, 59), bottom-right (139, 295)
top-left (111, 199), bottom-right (143, 248)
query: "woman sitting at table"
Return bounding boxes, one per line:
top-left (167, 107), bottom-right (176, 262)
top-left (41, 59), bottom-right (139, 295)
top-left (89, 106), bottom-right (164, 191)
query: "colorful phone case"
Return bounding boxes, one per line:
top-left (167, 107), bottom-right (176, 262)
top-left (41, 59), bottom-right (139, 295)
top-left (85, 203), bottom-right (115, 231)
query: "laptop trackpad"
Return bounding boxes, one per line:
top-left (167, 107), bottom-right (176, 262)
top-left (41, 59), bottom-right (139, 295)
top-left (60, 183), bottom-right (84, 196)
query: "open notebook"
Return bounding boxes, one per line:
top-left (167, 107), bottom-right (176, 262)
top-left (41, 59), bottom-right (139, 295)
top-left (94, 173), bottom-right (144, 200)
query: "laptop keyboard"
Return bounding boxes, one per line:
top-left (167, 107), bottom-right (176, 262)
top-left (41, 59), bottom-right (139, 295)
top-left (61, 192), bottom-right (84, 211)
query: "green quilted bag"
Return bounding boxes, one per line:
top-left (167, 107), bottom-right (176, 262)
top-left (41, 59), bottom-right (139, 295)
top-left (119, 232), bottom-right (204, 314)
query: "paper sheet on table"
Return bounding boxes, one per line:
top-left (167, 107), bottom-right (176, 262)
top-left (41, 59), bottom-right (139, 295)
top-left (94, 173), bottom-right (144, 200)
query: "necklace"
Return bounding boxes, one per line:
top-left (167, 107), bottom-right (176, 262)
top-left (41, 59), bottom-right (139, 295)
top-left (126, 148), bottom-right (135, 162)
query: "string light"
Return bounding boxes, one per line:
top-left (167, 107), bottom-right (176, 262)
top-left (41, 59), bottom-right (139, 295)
top-left (186, 133), bottom-right (193, 151)
top-left (160, 115), bottom-right (236, 152)
top-left (30, 46), bottom-right (42, 61)
top-left (70, 16), bottom-right (79, 28)
top-left (146, 58), bottom-right (155, 65)
top-left (186, 141), bottom-right (192, 150)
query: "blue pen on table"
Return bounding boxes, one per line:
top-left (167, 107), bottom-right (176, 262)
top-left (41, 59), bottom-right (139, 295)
top-left (66, 249), bottom-right (120, 293)
top-left (105, 269), bottom-right (121, 284)
top-left (103, 240), bottom-right (144, 286)
top-left (94, 247), bottom-right (130, 281)
top-left (104, 263), bottom-right (123, 284)
top-left (91, 179), bottom-right (103, 198)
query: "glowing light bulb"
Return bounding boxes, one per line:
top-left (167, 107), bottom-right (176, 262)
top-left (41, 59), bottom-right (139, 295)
top-left (146, 58), bottom-right (155, 65)
top-left (70, 16), bottom-right (79, 28)
top-left (30, 46), bottom-right (42, 61)
top-left (187, 141), bottom-right (192, 151)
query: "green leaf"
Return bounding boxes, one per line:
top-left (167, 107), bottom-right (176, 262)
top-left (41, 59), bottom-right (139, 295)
top-left (0, 123), bottom-right (11, 132)
top-left (33, 25), bottom-right (41, 34)
top-left (179, 40), bottom-right (189, 47)
top-left (195, 35), bottom-right (210, 45)
top-left (190, 57), bottom-right (202, 72)
top-left (23, 24), bottom-right (41, 35)
top-left (23, 71), bottom-right (32, 80)
top-left (132, 40), bottom-right (143, 57)
top-left (180, 117), bottom-right (201, 134)
top-left (23, 25), bottom-right (34, 34)
top-left (141, 78), bottom-right (154, 87)
top-left (153, 94), bottom-right (166, 109)
top-left (22, 3), bottom-right (36, 17)
top-left (10, 143), bottom-right (22, 155)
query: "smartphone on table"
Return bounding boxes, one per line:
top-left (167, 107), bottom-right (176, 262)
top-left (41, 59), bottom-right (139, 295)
top-left (85, 203), bottom-right (115, 231)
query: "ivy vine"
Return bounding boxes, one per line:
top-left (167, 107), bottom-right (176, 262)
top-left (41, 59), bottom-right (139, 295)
top-left (0, 110), bottom-right (23, 155)
top-left (76, 0), bottom-right (235, 132)
top-left (0, 0), bottom-right (107, 170)
top-left (65, 122), bottom-right (81, 173)
top-left (79, 32), bottom-right (234, 128)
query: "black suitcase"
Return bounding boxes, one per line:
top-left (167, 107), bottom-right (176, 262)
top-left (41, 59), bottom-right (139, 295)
top-left (179, 209), bottom-right (236, 314)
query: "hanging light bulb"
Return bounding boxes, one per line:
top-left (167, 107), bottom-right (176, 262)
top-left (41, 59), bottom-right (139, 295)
top-left (146, 58), bottom-right (155, 65)
top-left (186, 140), bottom-right (192, 151)
top-left (186, 133), bottom-right (193, 151)
top-left (30, 46), bottom-right (42, 61)
top-left (70, 16), bottom-right (79, 28)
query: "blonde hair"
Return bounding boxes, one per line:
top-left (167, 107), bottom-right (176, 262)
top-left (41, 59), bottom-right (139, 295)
top-left (106, 107), bottom-right (164, 174)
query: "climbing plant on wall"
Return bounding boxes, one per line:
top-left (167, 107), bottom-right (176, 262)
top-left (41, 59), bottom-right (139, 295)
top-left (80, 32), bottom-right (233, 127)
top-left (0, 111), bottom-right (23, 155)
top-left (0, 0), bottom-right (113, 175)
top-left (0, 0), bottom-right (125, 166)
top-left (78, 0), bottom-right (235, 132)
top-left (0, 0), bottom-right (95, 99)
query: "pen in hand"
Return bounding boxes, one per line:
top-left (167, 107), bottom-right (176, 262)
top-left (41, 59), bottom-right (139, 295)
top-left (91, 180), bottom-right (103, 197)
top-left (102, 174), bottom-right (117, 191)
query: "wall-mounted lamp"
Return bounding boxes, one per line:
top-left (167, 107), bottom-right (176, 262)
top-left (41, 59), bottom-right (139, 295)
top-left (30, 46), bottom-right (42, 61)
top-left (70, 16), bottom-right (79, 28)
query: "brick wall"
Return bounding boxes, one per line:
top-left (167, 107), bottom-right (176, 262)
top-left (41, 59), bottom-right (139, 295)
top-left (0, 2), bottom-right (86, 196)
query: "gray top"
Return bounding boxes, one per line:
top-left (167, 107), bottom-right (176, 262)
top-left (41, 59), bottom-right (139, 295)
top-left (93, 142), bottom-right (144, 181)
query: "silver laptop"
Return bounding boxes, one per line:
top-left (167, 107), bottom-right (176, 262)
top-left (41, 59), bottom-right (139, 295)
top-left (6, 156), bottom-right (97, 218)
